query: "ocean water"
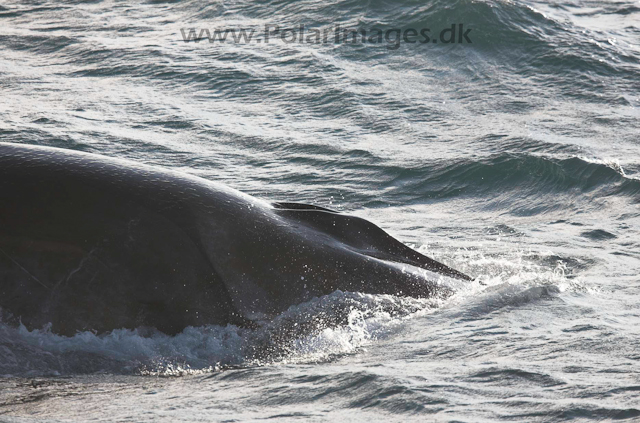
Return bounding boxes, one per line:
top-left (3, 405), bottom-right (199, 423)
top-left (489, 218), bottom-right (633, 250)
top-left (0, 0), bottom-right (639, 421)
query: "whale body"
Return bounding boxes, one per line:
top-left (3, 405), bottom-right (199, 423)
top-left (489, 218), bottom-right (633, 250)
top-left (0, 142), bottom-right (470, 336)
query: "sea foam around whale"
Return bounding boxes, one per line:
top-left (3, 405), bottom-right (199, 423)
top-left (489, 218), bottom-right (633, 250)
top-left (0, 247), bottom-right (585, 378)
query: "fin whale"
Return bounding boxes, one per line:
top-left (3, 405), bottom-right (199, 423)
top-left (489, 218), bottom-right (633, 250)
top-left (0, 142), bottom-right (470, 336)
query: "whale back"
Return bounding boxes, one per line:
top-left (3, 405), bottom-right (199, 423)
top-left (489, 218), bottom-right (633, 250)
top-left (0, 143), bottom-right (470, 335)
top-left (0, 143), bottom-right (246, 335)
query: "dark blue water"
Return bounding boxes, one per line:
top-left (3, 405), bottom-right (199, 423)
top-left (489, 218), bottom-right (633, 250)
top-left (1, 0), bottom-right (639, 421)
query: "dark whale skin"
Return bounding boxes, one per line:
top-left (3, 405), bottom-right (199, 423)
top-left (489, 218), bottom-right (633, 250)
top-left (0, 142), bottom-right (470, 336)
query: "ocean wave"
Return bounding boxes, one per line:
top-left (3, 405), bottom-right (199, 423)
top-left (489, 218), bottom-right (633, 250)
top-left (363, 153), bottom-right (640, 213)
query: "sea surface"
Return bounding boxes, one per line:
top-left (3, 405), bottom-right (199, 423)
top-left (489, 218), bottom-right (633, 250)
top-left (1, 0), bottom-right (639, 421)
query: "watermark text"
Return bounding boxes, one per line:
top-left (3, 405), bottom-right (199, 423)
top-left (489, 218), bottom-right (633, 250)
top-left (180, 24), bottom-right (472, 50)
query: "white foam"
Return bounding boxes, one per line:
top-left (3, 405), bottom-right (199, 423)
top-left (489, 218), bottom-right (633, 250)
top-left (579, 155), bottom-right (640, 180)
